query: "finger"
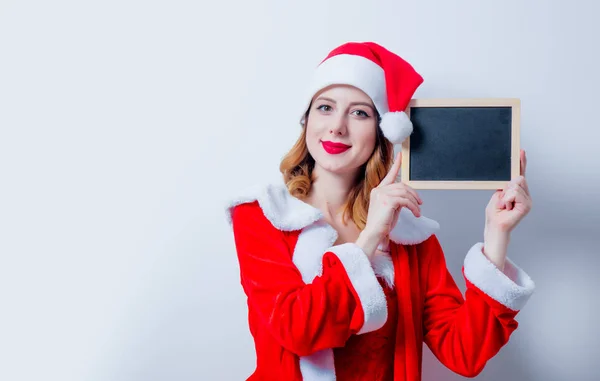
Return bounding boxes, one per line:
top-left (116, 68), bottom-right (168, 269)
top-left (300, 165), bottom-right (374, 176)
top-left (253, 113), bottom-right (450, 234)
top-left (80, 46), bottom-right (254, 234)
top-left (382, 188), bottom-right (422, 212)
top-left (496, 182), bottom-right (510, 208)
top-left (520, 149), bottom-right (527, 177)
top-left (380, 151), bottom-right (402, 186)
top-left (495, 188), bottom-right (505, 208)
top-left (402, 199), bottom-right (422, 217)
top-left (504, 187), bottom-right (529, 211)
top-left (511, 176), bottom-right (529, 197)
top-left (501, 188), bottom-right (520, 210)
top-left (495, 187), bottom-right (510, 209)
top-left (388, 182), bottom-right (423, 204)
top-left (512, 180), bottom-right (529, 197)
top-left (493, 190), bottom-right (505, 209)
top-left (388, 195), bottom-right (421, 217)
top-left (520, 176), bottom-right (530, 195)
top-left (512, 184), bottom-right (531, 204)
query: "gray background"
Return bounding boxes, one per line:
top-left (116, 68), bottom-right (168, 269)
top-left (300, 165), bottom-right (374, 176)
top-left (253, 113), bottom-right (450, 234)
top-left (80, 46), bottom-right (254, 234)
top-left (1, 0), bottom-right (598, 380)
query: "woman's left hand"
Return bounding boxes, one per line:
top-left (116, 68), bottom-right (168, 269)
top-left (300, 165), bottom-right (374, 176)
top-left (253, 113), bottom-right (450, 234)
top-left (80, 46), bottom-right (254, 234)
top-left (485, 149), bottom-right (532, 234)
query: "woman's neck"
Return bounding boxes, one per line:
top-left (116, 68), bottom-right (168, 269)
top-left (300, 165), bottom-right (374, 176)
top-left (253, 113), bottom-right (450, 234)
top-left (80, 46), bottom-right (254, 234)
top-left (306, 166), bottom-right (358, 222)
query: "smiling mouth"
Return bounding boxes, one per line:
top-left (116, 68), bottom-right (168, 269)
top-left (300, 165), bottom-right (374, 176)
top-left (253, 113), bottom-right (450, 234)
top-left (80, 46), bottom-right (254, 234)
top-left (321, 140), bottom-right (351, 154)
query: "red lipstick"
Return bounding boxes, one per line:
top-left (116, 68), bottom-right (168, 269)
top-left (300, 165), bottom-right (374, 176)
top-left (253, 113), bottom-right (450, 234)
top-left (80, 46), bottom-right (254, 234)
top-left (321, 140), bottom-right (351, 154)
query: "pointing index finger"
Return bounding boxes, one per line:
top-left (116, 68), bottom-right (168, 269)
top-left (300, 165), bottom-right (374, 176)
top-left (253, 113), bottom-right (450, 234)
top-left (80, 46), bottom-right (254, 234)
top-left (380, 151), bottom-right (402, 186)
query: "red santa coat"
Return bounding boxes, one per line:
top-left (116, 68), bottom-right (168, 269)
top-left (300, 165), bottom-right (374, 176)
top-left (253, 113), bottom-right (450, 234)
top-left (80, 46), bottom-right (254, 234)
top-left (226, 182), bottom-right (535, 381)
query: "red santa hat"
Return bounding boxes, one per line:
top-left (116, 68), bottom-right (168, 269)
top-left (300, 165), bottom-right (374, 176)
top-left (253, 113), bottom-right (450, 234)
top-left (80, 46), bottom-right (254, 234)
top-left (300, 41), bottom-right (424, 145)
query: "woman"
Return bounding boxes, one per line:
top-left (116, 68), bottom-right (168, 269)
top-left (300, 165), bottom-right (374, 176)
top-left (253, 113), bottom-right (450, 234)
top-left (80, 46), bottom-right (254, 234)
top-left (226, 41), bottom-right (535, 381)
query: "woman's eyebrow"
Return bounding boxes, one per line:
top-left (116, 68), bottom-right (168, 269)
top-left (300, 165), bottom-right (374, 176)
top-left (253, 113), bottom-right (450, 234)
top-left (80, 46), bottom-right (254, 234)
top-left (349, 101), bottom-right (375, 109)
top-left (315, 96), bottom-right (374, 109)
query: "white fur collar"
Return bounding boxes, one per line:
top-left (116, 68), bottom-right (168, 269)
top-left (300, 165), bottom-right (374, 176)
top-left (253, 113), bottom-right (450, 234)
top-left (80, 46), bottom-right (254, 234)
top-left (225, 181), bottom-right (439, 245)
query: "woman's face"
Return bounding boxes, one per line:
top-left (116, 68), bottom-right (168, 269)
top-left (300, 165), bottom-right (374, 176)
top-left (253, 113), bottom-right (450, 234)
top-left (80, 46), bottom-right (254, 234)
top-left (305, 85), bottom-right (378, 176)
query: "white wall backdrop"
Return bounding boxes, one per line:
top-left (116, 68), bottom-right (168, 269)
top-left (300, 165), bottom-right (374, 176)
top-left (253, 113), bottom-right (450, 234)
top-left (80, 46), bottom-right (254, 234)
top-left (1, 0), bottom-right (598, 380)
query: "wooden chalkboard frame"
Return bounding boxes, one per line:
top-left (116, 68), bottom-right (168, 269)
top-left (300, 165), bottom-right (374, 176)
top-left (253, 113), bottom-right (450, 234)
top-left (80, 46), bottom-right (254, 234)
top-left (400, 98), bottom-right (521, 190)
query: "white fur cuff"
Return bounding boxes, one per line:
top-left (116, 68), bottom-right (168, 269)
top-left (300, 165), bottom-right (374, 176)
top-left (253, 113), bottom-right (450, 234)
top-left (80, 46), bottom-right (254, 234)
top-left (463, 242), bottom-right (535, 311)
top-left (326, 243), bottom-right (388, 334)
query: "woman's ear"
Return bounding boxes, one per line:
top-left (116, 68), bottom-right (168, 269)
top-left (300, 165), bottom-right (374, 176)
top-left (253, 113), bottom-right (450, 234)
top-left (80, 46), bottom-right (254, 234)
top-left (300, 106), bottom-right (311, 126)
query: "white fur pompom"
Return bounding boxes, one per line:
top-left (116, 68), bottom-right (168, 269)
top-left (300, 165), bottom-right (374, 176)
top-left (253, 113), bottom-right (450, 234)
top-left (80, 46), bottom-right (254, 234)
top-left (380, 111), bottom-right (413, 144)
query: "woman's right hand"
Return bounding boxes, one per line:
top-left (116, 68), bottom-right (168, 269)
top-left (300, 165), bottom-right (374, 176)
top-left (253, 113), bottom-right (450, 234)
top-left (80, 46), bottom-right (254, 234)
top-left (363, 151), bottom-right (423, 241)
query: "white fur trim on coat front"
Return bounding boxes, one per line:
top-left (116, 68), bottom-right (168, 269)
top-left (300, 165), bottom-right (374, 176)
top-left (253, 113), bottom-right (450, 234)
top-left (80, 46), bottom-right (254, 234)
top-left (225, 182), bottom-right (322, 231)
top-left (225, 180), bottom-right (439, 245)
top-left (326, 243), bottom-right (388, 334)
top-left (291, 219), bottom-right (389, 329)
top-left (292, 223), bottom-right (386, 381)
top-left (463, 242), bottom-right (535, 311)
top-left (299, 348), bottom-right (336, 381)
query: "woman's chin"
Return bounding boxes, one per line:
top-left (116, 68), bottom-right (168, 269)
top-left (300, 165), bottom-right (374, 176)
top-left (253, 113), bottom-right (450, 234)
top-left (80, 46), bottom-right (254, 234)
top-left (315, 159), bottom-right (355, 175)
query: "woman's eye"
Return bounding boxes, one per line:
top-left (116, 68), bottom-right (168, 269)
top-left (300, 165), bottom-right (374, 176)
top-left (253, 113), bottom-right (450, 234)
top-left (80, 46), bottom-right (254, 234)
top-left (352, 110), bottom-right (370, 117)
top-left (317, 105), bottom-right (332, 112)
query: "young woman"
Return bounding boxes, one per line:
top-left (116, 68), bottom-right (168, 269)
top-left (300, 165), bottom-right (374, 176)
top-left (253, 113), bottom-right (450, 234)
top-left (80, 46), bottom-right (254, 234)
top-left (226, 41), bottom-right (535, 381)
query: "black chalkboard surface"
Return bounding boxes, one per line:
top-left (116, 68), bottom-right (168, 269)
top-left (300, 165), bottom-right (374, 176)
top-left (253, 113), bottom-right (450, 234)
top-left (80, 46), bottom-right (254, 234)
top-left (400, 98), bottom-right (520, 190)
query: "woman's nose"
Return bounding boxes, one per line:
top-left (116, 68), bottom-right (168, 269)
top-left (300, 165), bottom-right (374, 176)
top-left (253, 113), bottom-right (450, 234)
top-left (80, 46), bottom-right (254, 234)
top-left (329, 116), bottom-right (347, 135)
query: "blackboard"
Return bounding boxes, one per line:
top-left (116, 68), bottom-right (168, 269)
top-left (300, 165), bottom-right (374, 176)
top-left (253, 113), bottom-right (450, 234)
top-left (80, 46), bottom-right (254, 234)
top-left (399, 98), bottom-right (520, 190)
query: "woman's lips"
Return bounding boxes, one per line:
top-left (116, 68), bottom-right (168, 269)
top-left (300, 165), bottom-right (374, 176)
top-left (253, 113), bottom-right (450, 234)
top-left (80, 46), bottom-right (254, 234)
top-left (321, 140), bottom-right (351, 154)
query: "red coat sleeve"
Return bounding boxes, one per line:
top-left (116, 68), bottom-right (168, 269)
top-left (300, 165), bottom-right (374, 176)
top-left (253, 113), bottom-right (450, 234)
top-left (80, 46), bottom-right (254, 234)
top-left (231, 202), bottom-right (387, 357)
top-left (420, 235), bottom-right (535, 377)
